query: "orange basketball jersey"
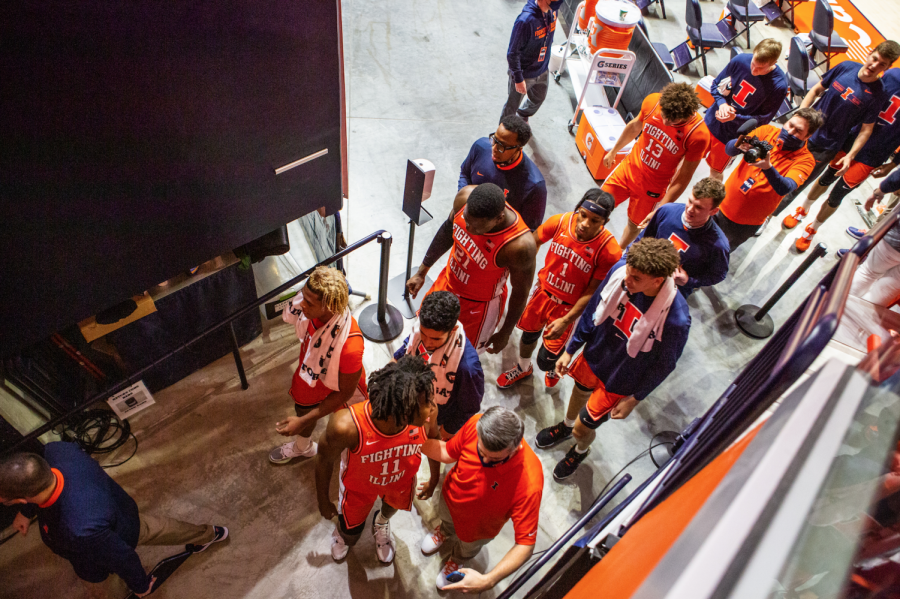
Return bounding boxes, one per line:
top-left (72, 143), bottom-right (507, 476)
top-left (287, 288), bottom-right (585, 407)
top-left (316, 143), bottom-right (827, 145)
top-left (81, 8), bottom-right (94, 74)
top-left (339, 400), bottom-right (425, 495)
top-left (623, 93), bottom-right (709, 187)
top-left (536, 212), bottom-right (620, 305)
top-left (444, 203), bottom-right (531, 302)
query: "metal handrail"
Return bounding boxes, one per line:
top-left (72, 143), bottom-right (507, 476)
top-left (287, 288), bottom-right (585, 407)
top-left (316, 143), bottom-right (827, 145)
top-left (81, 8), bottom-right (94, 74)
top-left (2, 230), bottom-right (394, 456)
top-left (623, 209), bottom-right (900, 529)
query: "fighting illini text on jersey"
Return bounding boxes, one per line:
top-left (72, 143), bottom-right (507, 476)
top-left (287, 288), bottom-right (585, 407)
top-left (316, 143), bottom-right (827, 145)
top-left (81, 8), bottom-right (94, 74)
top-left (537, 212), bottom-right (618, 305)
top-left (338, 401), bottom-right (424, 526)
top-left (628, 93), bottom-right (708, 187)
top-left (445, 203), bottom-right (531, 301)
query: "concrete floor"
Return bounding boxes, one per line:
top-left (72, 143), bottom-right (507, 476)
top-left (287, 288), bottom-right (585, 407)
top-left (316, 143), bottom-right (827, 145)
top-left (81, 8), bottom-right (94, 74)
top-left (0, 1), bottom-right (884, 598)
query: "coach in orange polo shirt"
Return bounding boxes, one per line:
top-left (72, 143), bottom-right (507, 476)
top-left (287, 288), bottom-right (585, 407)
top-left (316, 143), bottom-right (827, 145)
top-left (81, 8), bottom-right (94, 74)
top-left (714, 108), bottom-right (822, 251)
top-left (420, 406), bottom-right (544, 593)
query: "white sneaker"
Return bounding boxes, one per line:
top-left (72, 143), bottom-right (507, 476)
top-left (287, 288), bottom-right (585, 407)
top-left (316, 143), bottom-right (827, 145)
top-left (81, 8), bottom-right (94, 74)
top-left (268, 440), bottom-right (317, 464)
top-left (754, 216), bottom-right (771, 237)
top-left (371, 511), bottom-right (395, 564)
top-left (420, 525), bottom-right (446, 555)
top-left (436, 558), bottom-right (463, 590)
top-left (331, 527), bottom-right (349, 561)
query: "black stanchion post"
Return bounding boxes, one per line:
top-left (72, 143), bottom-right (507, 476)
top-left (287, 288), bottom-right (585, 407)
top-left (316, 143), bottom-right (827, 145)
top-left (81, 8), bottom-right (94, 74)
top-left (359, 232), bottom-right (405, 342)
top-left (735, 243), bottom-right (828, 339)
top-left (229, 322), bottom-right (250, 390)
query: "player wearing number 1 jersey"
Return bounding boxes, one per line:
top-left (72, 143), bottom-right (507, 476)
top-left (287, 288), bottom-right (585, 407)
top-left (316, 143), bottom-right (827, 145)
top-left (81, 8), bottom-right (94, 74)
top-left (315, 356), bottom-right (441, 564)
top-left (601, 83), bottom-right (710, 249)
top-left (498, 189), bottom-right (621, 389)
top-left (407, 184), bottom-right (537, 354)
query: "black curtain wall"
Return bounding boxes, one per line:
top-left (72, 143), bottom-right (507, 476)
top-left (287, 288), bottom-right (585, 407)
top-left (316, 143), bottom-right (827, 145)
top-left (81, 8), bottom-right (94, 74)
top-left (0, 1), bottom-right (344, 356)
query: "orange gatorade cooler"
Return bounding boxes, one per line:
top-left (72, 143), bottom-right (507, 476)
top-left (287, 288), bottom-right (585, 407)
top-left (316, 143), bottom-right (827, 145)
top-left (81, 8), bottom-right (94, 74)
top-left (578, 0), bottom-right (601, 30)
top-left (575, 106), bottom-right (636, 180)
top-left (588, 1), bottom-right (642, 54)
top-left (695, 75), bottom-right (715, 108)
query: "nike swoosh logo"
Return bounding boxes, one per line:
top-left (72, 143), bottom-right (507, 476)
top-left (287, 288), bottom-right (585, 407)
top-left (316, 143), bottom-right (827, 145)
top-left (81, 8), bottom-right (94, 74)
top-left (365, 440), bottom-right (379, 446)
top-left (470, 310), bottom-right (479, 315)
top-left (477, 171), bottom-right (484, 176)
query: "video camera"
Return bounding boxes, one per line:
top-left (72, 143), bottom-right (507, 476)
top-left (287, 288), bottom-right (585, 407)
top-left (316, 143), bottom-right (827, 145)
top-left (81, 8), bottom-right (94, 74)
top-left (734, 118), bottom-right (773, 164)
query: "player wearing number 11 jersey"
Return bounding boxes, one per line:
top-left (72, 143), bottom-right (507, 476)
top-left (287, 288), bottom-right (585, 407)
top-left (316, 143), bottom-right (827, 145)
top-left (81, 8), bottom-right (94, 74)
top-left (315, 356), bottom-right (441, 564)
top-left (498, 189), bottom-right (621, 389)
top-left (601, 83), bottom-right (710, 249)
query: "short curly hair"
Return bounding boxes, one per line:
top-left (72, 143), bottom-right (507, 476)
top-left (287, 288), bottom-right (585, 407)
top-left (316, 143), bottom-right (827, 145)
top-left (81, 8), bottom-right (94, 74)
top-left (419, 291), bottom-right (460, 332)
top-left (368, 355), bottom-right (436, 426)
top-left (626, 238), bottom-right (680, 279)
top-left (467, 183), bottom-right (507, 219)
top-left (499, 114), bottom-right (532, 146)
top-left (305, 266), bottom-right (349, 314)
top-left (692, 177), bottom-right (727, 208)
top-left (659, 82), bottom-right (701, 123)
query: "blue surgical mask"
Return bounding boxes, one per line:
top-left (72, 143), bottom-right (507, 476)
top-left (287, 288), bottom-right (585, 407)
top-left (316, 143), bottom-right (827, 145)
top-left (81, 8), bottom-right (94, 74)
top-left (778, 129), bottom-right (805, 152)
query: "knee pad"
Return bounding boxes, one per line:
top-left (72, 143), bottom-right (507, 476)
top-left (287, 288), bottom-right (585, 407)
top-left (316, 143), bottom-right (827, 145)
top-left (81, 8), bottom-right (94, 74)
top-left (817, 165), bottom-right (840, 187)
top-left (520, 330), bottom-right (542, 346)
top-left (827, 180), bottom-right (854, 208)
top-left (536, 345), bottom-right (562, 372)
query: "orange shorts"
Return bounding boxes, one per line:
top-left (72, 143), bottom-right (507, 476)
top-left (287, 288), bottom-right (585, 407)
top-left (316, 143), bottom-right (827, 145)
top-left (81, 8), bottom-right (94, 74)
top-left (425, 270), bottom-right (507, 353)
top-left (516, 285), bottom-right (575, 355)
top-left (339, 479), bottom-right (415, 529)
top-left (602, 161), bottom-right (665, 225)
top-left (568, 354), bottom-right (627, 422)
top-left (705, 136), bottom-right (736, 173)
top-left (828, 152), bottom-right (876, 188)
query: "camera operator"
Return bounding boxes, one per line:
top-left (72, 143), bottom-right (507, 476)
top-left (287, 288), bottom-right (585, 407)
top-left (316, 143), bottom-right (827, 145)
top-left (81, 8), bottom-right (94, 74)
top-left (714, 108), bottom-right (824, 251)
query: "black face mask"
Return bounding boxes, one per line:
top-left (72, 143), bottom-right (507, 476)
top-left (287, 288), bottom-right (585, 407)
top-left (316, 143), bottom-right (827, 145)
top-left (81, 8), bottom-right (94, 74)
top-left (778, 128), bottom-right (805, 152)
top-left (478, 447), bottom-right (513, 468)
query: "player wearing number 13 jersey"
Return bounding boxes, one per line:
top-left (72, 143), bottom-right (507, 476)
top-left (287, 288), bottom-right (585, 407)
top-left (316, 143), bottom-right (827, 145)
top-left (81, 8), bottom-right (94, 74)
top-left (315, 356), bottom-right (440, 564)
top-left (407, 184), bottom-right (537, 354)
top-left (602, 83), bottom-right (710, 249)
top-left (498, 189), bottom-right (621, 389)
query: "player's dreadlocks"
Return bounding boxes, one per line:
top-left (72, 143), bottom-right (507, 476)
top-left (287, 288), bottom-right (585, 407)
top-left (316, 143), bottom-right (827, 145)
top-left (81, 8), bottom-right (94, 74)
top-left (305, 266), bottom-right (349, 314)
top-left (368, 355), bottom-right (436, 426)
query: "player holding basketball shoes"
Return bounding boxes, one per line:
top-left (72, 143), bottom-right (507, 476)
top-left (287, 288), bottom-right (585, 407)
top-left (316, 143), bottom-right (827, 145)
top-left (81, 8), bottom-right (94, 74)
top-left (315, 356), bottom-right (441, 563)
top-left (406, 183), bottom-right (538, 354)
top-left (601, 82), bottom-right (710, 248)
top-left (497, 189), bottom-right (622, 389)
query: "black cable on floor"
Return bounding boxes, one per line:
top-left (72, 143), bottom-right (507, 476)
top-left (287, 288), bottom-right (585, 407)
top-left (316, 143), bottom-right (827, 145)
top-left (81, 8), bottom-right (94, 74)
top-left (55, 409), bottom-right (138, 468)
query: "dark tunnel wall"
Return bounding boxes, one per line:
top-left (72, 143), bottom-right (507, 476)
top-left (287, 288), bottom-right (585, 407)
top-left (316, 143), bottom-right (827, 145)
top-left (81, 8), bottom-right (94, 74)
top-left (0, 1), bottom-right (344, 356)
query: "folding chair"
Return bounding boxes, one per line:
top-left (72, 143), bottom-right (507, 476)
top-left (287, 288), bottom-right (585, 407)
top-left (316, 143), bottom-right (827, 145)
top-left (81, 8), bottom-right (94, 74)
top-left (683, 0), bottom-right (727, 76)
top-left (809, 0), bottom-right (848, 71)
top-left (727, 0), bottom-right (766, 48)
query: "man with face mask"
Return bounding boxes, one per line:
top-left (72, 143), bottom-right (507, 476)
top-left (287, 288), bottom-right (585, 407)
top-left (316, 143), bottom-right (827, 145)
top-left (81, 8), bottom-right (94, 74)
top-left (714, 108), bottom-right (824, 251)
top-left (419, 407), bottom-right (544, 593)
top-left (393, 291), bottom-right (484, 442)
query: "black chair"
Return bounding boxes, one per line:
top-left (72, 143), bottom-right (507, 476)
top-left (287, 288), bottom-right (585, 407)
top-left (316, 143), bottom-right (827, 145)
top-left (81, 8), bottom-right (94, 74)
top-left (727, 0), bottom-right (765, 48)
top-left (786, 36), bottom-right (819, 105)
top-left (809, 0), bottom-right (848, 71)
top-left (684, 0), bottom-right (727, 76)
top-left (632, 0), bottom-right (667, 20)
top-left (638, 18), bottom-right (675, 71)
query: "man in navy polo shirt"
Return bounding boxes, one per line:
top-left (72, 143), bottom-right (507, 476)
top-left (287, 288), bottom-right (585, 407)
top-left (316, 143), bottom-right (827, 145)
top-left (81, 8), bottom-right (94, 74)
top-left (0, 442), bottom-right (227, 598)
top-left (502, 0), bottom-right (565, 122)
top-left (459, 115), bottom-right (547, 231)
top-left (626, 178), bottom-right (730, 297)
top-left (773, 42), bottom-right (900, 251)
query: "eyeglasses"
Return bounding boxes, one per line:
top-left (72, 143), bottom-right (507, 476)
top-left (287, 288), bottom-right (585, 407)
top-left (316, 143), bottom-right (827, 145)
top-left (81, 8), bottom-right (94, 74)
top-left (489, 133), bottom-right (521, 152)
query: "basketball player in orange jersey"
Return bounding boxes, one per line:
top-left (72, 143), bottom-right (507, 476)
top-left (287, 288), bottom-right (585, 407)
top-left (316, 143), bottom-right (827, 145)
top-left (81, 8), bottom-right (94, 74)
top-left (406, 183), bottom-right (538, 354)
top-left (498, 188), bottom-right (622, 389)
top-left (602, 82), bottom-right (710, 248)
top-left (315, 356), bottom-right (441, 564)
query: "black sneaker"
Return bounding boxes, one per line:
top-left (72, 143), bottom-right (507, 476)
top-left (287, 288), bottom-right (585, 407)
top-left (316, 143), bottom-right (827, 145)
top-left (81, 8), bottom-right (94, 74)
top-left (187, 526), bottom-right (229, 553)
top-left (553, 446), bottom-right (589, 480)
top-left (535, 422), bottom-right (573, 449)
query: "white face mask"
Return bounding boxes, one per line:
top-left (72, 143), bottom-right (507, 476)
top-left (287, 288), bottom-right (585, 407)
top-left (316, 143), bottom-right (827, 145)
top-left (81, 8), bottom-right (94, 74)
top-left (681, 211), bottom-right (699, 230)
